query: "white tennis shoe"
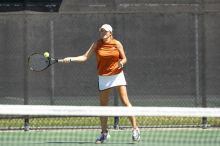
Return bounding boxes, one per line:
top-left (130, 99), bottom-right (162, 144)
top-left (95, 131), bottom-right (110, 144)
top-left (132, 128), bottom-right (140, 141)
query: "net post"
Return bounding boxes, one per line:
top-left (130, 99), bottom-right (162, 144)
top-left (113, 88), bottom-right (119, 129)
top-left (24, 116), bottom-right (30, 131)
top-left (202, 117), bottom-right (208, 129)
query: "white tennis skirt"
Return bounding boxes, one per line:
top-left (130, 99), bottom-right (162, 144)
top-left (98, 71), bottom-right (127, 91)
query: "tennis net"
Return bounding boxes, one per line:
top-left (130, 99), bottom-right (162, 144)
top-left (0, 105), bottom-right (220, 146)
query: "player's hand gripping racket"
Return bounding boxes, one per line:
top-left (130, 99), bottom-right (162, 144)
top-left (28, 53), bottom-right (64, 71)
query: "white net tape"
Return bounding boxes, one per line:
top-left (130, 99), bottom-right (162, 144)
top-left (0, 105), bottom-right (220, 117)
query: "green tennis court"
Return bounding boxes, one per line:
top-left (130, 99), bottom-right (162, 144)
top-left (1, 128), bottom-right (220, 146)
top-left (1, 105), bottom-right (220, 146)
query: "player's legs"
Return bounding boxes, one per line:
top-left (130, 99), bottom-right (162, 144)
top-left (116, 85), bottom-right (140, 141)
top-left (99, 89), bottom-right (111, 132)
top-left (116, 85), bottom-right (137, 128)
top-left (96, 89), bottom-right (111, 144)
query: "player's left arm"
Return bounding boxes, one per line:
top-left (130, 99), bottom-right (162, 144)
top-left (116, 40), bottom-right (127, 68)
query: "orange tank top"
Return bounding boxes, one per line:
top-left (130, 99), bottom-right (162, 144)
top-left (95, 39), bottom-right (122, 76)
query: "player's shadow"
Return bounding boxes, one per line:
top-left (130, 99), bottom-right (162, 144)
top-left (48, 141), bottom-right (91, 144)
top-left (47, 141), bottom-right (136, 145)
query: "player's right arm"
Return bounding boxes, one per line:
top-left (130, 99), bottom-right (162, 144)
top-left (63, 42), bottom-right (97, 63)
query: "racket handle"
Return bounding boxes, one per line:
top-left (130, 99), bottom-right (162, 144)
top-left (58, 59), bottom-right (64, 63)
top-left (59, 58), bottom-right (74, 63)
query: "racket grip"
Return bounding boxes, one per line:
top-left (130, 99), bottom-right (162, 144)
top-left (58, 59), bottom-right (64, 63)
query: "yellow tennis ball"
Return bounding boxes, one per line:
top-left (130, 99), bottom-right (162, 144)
top-left (44, 52), bottom-right (50, 58)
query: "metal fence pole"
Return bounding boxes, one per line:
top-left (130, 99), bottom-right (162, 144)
top-left (50, 20), bottom-right (55, 105)
top-left (23, 13), bottom-right (29, 131)
top-left (113, 88), bottom-right (119, 129)
top-left (198, 1), bottom-right (207, 128)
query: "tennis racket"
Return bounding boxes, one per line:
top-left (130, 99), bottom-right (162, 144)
top-left (28, 53), bottom-right (64, 71)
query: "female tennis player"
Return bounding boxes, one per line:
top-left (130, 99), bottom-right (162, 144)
top-left (63, 24), bottom-right (140, 144)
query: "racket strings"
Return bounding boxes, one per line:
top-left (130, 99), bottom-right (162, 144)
top-left (28, 54), bottom-right (50, 71)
